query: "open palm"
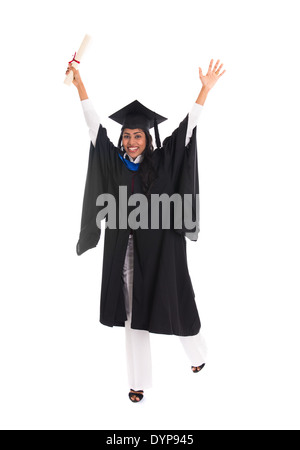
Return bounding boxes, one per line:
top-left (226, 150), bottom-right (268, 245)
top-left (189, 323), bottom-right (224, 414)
top-left (199, 59), bottom-right (226, 91)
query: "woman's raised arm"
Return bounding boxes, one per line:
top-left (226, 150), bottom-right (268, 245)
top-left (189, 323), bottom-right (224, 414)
top-left (65, 64), bottom-right (100, 145)
top-left (65, 63), bottom-right (88, 100)
top-left (185, 60), bottom-right (225, 145)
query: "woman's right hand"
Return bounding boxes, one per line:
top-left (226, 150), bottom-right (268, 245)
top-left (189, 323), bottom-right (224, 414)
top-left (65, 63), bottom-right (82, 89)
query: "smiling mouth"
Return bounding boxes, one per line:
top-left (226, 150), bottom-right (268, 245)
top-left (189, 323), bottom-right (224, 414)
top-left (128, 147), bottom-right (139, 152)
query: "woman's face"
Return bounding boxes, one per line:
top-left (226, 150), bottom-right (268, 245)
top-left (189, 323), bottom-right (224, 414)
top-left (122, 128), bottom-right (146, 159)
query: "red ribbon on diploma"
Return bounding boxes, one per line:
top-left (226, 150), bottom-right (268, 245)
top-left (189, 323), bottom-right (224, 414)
top-left (68, 52), bottom-right (80, 64)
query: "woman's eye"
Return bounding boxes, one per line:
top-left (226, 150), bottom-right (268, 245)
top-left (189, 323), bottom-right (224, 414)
top-left (123, 135), bottom-right (142, 139)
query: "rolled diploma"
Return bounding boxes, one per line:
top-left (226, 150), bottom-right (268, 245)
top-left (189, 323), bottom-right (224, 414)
top-left (64, 34), bottom-right (91, 86)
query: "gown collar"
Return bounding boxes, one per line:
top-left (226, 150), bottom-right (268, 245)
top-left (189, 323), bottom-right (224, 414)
top-left (118, 151), bottom-right (144, 171)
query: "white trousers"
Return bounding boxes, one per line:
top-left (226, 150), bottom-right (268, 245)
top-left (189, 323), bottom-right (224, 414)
top-left (122, 234), bottom-right (207, 391)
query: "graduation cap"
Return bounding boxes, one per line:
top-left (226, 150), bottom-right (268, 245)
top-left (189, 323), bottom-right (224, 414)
top-left (109, 100), bottom-right (167, 148)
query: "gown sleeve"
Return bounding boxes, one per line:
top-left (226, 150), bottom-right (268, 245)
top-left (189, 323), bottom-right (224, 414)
top-left (76, 123), bottom-right (119, 255)
top-left (161, 112), bottom-right (200, 241)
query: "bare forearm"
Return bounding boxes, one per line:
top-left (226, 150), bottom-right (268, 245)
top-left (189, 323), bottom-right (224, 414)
top-left (196, 86), bottom-right (210, 106)
top-left (77, 81), bottom-right (88, 101)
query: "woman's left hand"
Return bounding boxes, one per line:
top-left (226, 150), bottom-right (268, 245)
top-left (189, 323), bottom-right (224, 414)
top-left (199, 59), bottom-right (226, 91)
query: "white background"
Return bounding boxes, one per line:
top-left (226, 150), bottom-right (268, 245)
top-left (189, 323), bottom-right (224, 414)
top-left (0, 0), bottom-right (299, 431)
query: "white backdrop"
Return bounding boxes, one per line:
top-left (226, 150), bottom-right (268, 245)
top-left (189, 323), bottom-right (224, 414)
top-left (0, 0), bottom-right (299, 430)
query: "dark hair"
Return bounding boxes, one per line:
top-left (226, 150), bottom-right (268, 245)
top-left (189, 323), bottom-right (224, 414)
top-left (118, 128), bottom-right (158, 196)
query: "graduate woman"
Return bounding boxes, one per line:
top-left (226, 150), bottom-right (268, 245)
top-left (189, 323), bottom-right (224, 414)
top-left (66, 59), bottom-right (225, 402)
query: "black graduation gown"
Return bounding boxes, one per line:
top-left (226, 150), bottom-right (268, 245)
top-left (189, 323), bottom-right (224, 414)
top-left (76, 114), bottom-right (201, 336)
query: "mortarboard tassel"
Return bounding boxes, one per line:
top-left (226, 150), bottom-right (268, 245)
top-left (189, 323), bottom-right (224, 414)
top-left (154, 117), bottom-right (161, 148)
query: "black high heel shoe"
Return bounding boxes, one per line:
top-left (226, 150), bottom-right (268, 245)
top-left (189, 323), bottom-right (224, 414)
top-left (129, 389), bottom-right (144, 403)
top-left (191, 363), bottom-right (205, 373)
